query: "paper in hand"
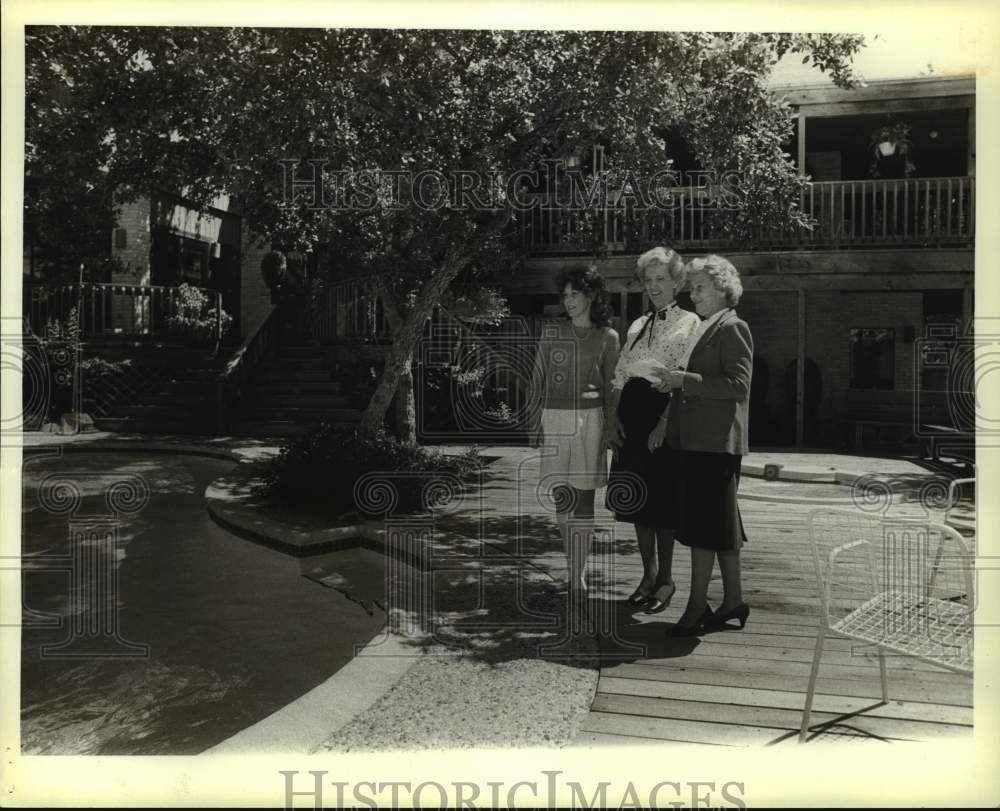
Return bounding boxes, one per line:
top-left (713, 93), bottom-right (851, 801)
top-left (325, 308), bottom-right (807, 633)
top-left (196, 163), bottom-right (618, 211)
top-left (627, 358), bottom-right (670, 384)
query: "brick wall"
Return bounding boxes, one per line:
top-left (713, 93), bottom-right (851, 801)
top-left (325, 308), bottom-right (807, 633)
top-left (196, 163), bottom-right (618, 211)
top-left (240, 231), bottom-right (274, 339)
top-left (736, 290), bottom-right (799, 427)
top-left (737, 289), bottom-right (923, 444)
top-left (807, 290), bottom-right (923, 440)
top-left (109, 198), bottom-right (152, 333)
top-left (110, 198), bottom-right (152, 284)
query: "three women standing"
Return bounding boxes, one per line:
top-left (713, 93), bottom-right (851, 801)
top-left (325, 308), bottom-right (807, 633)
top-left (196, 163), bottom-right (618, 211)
top-left (530, 265), bottom-right (620, 593)
top-left (530, 251), bottom-right (753, 634)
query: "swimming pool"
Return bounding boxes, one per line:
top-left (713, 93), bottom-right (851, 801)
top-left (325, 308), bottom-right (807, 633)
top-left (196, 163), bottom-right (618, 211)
top-left (20, 451), bottom-right (388, 755)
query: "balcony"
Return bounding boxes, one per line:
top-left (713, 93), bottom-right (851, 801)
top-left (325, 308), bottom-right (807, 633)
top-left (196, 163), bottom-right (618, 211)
top-left (516, 176), bottom-right (975, 254)
top-left (22, 282), bottom-right (225, 343)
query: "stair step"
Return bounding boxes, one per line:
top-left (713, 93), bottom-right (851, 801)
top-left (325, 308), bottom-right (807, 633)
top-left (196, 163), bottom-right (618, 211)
top-left (242, 394), bottom-right (351, 408)
top-left (274, 345), bottom-right (326, 358)
top-left (160, 368), bottom-right (225, 382)
top-left (230, 407), bottom-right (361, 422)
top-left (249, 381), bottom-right (343, 395)
top-left (140, 391), bottom-right (217, 406)
top-left (252, 369), bottom-right (333, 383)
top-left (257, 357), bottom-right (329, 371)
top-left (144, 380), bottom-right (218, 395)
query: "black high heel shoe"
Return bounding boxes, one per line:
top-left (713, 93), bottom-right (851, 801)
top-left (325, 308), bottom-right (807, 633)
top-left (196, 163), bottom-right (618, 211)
top-left (706, 603), bottom-right (750, 630)
top-left (643, 581), bottom-right (677, 615)
top-left (626, 583), bottom-right (655, 607)
top-left (664, 606), bottom-right (715, 638)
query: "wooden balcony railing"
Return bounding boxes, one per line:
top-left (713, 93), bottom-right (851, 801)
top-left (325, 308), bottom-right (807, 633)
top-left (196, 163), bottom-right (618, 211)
top-left (516, 176), bottom-right (975, 253)
top-left (22, 282), bottom-right (224, 341)
top-left (313, 277), bottom-right (390, 342)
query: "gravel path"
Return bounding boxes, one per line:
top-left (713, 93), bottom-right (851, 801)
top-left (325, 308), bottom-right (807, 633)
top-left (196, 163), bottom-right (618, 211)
top-left (316, 644), bottom-right (598, 751)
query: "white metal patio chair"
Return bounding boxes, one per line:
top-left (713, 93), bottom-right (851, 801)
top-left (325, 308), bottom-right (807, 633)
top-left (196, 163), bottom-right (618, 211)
top-left (799, 508), bottom-right (974, 742)
top-left (944, 476), bottom-right (976, 528)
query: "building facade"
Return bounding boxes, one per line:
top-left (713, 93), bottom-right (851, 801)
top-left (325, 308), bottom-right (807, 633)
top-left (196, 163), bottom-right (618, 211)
top-left (503, 75), bottom-right (975, 448)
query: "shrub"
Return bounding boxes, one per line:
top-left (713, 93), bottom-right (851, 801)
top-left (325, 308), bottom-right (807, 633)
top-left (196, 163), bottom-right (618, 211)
top-left (165, 283), bottom-right (233, 344)
top-left (255, 423), bottom-right (482, 518)
top-left (334, 357), bottom-right (382, 411)
top-left (417, 362), bottom-right (518, 435)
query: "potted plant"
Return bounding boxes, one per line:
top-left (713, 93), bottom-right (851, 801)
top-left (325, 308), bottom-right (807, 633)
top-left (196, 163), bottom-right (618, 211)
top-left (869, 120), bottom-right (916, 177)
top-left (165, 283), bottom-right (233, 348)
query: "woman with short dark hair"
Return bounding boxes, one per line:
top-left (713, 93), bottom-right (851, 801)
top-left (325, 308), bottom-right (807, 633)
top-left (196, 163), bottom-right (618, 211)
top-left (530, 264), bottom-right (620, 593)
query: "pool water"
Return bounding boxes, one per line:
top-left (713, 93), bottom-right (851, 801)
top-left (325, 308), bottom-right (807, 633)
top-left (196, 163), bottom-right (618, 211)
top-left (20, 451), bottom-right (388, 755)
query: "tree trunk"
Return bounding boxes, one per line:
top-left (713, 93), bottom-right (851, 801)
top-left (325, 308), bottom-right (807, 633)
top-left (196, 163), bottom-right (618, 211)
top-left (357, 256), bottom-right (464, 438)
top-left (357, 214), bottom-right (510, 440)
top-left (394, 353), bottom-right (417, 444)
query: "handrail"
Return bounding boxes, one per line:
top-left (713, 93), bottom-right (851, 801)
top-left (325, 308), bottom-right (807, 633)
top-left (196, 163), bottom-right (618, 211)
top-left (23, 281), bottom-right (218, 296)
top-left (216, 304), bottom-right (278, 431)
top-left (315, 276), bottom-right (389, 342)
top-left (23, 281), bottom-right (223, 340)
top-left (519, 175), bottom-right (975, 252)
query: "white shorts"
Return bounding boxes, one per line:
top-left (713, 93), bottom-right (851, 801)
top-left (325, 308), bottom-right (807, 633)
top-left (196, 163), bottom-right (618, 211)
top-left (538, 407), bottom-right (607, 491)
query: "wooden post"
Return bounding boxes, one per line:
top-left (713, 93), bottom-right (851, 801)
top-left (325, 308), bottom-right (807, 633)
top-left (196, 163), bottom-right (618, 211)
top-left (967, 105), bottom-right (975, 177)
top-left (796, 289), bottom-right (806, 448)
top-left (797, 112), bottom-right (807, 177)
top-left (963, 285), bottom-right (974, 335)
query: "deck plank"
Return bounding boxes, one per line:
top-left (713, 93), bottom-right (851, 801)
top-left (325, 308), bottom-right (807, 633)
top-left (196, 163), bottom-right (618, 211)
top-left (590, 693), bottom-right (971, 741)
top-left (479, 450), bottom-right (975, 746)
top-left (597, 676), bottom-right (974, 724)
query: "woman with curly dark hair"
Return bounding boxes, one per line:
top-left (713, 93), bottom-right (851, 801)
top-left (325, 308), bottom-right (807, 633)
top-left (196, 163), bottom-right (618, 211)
top-left (530, 263), bottom-right (620, 593)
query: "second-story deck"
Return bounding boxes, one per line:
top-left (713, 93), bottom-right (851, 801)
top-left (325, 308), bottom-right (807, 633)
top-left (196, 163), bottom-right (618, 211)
top-left (516, 176), bottom-right (974, 254)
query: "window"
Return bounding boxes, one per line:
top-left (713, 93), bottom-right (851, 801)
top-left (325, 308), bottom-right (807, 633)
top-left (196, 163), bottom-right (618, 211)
top-left (850, 328), bottom-right (895, 389)
top-left (151, 226), bottom-right (211, 287)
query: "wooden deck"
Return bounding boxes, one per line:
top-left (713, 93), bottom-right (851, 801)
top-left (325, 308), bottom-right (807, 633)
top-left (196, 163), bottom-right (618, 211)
top-left (474, 448), bottom-right (974, 747)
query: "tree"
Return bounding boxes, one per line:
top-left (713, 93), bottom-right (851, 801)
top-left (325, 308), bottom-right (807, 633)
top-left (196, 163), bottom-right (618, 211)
top-left (25, 28), bottom-right (864, 438)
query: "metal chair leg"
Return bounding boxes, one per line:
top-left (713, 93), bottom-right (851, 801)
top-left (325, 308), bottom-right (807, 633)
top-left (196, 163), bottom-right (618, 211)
top-left (877, 645), bottom-right (889, 703)
top-left (800, 626), bottom-right (827, 743)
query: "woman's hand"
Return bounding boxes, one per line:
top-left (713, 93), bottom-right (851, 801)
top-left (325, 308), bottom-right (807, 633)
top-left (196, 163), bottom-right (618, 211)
top-left (662, 370), bottom-right (686, 390)
top-left (604, 413), bottom-right (625, 451)
top-left (647, 417), bottom-right (668, 453)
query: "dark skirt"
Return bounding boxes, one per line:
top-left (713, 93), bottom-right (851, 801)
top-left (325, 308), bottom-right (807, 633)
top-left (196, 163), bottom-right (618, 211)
top-left (605, 377), bottom-right (681, 527)
top-left (675, 450), bottom-right (748, 551)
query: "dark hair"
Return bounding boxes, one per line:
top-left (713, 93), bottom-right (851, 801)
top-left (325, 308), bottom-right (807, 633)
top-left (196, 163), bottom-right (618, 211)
top-left (554, 264), bottom-right (612, 328)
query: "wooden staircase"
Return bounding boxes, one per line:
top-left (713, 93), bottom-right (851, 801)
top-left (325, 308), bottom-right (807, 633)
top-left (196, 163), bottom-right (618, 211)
top-left (92, 346), bottom-right (227, 434)
top-left (225, 344), bottom-right (362, 436)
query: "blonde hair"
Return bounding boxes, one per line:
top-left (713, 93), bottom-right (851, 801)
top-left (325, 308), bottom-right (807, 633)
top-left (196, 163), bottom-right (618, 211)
top-left (686, 254), bottom-right (743, 307)
top-left (635, 246), bottom-right (686, 286)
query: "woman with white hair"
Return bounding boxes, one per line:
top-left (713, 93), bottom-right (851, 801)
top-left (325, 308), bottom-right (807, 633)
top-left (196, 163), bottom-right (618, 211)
top-left (605, 247), bottom-right (700, 614)
top-left (657, 254), bottom-right (753, 636)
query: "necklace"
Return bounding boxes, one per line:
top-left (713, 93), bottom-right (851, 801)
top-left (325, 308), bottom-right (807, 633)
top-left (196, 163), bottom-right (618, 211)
top-left (571, 323), bottom-right (594, 339)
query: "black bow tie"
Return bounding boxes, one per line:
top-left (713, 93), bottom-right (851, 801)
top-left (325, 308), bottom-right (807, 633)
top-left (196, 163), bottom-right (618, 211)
top-left (655, 304), bottom-right (676, 320)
